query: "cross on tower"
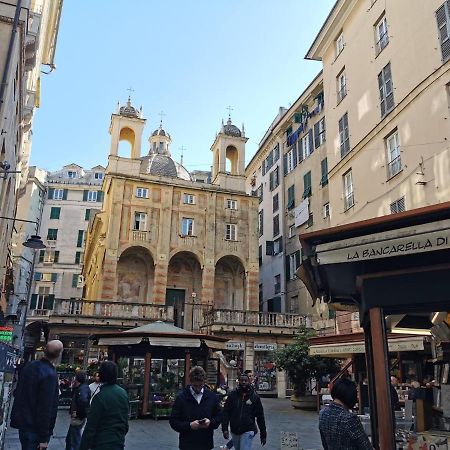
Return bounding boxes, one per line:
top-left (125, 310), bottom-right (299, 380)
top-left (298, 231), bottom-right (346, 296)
top-left (126, 87), bottom-right (135, 101)
top-left (158, 110), bottom-right (166, 126)
top-left (226, 105), bottom-right (234, 119)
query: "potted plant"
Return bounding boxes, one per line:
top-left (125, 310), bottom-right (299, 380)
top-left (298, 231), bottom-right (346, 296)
top-left (275, 325), bottom-right (340, 409)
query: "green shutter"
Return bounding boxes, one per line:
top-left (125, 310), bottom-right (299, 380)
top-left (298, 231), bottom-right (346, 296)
top-left (320, 158), bottom-right (328, 186)
top-left (34, 271), bottom-right (41, 281)
top-left (39, 250), bottom-right (45, 262)
top-left (63, 189), bottom-right (68, 200)
top-left (72, 274), bottom-right (79, 288)
top-left (47, 188), bottom-right (54, 199)
top-left (303, 172), bottom-right (312, 198)
top-left (85, 209), bottom-right (90, 220)
top-left (295, 250), bottom-right (301, 269)
top-left (75, 252), bottom-right (81, 264)
top-left (44, 294), bottom-right (55, 310)
top-left (77, 230), bottom-right (84, 247)
top-left (83, 190), bottom-right (88, 201)
top-left (50, 207), bottom-right (60, 219)
top-left (51, 273), bottom-right (58, 282)
top-left (294, 113), bottom-right (302, 123)
top-left (30, 294), bottom-right (38, 310)
top-left (54, 251), bottom-right (59, 263)
top-left (285, 255), bottom-right (291, 280)
top-left (97, 191), bottom-right (103, 202)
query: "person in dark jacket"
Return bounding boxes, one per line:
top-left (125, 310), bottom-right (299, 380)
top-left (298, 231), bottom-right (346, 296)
top-left (10, 339), bottom-right (63, 450)
top-left (65, 371), bottom-right (91, 450)
top-left (79, 361), bottom-right (129, 450)
top-left (222, 373), bottom-right (267, 449)
top-left (170, 366), bottom-right (222, 450)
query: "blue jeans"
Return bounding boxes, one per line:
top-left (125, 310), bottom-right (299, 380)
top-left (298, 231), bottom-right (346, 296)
top-left (65, 423), bottom-right (84, 450)
top-left (19, 430), bottom-right (41, 450)
top-left (231, 431), bottom-right (255, 450)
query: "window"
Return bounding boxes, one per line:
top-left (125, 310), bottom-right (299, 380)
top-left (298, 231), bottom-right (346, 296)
top-left (286, 126), bottom-right (292, 140)
top-left (181, 218), bottom-right (194, 236)
top-left (30, 289), bottom-right (54, 311)
top-left (339, 113), bottom-right (350, 158)
top-left (273, 144), bottom-right (280, 162)
top-left (85, 209), bottom-right (91, 221)
top-left (343, 170), bottom-right (354, 210)
top-left (259, 245), bottom-right (262, 266)
top-left (289, 224), bottom-right (295, 238)
top-left (284, 148), bottom-right (297, 175)
top-left (134, 212), bottom-right (147, 231)
top-left (335, 31), bottom-right (344, 56)
top-left (274, 275), bottom-right (281, 294)
top-left (303, 171), bottom-right (312, 198)
top-left (273, 236), bottom-right (283, 255)
top-left (41, 273), bottom-right (53, 282)
top-left (288, 250), bottom-right (301, 280)
top-left (386, 131), bottom-right (402, 178)
top-left (269, 166), bottom-right (280, 191)
top-left (258, 211), bottom-right (264, 237)
top-left (183, 193), bottom-right (195, 204)
top-left (226, 199), bottom-right (237, 210)
top-left (272, 193), bottom-right (279, 213)
top-left (50, 207), bottom-right (60, 220)
top-left (77, 230), bottom-right (84, 248)
top-left (323, 202), bottom-right (331, 219)
top-left (378, 62), bottom-right (394, 117)
top-left (87, 191), bottom-right (97, 202)
top-left (75, 251), bottom-right (82, 264)
top-left (437, 2), bottom-right (450, 62)
top-left (94, 172), bottom-right (103, 180)
top-left (52, 189), bottom-right (65, 200)
top-left (337, 69), bottom-right (347, 103)
top-left (390, 197), bottom-right (406, 214)
top-left (72, 273), bottom-right (79, 288)
top-left (301, 134), bottom-right (311, 160)
top-left (314, 118), bottom-right (326, 149)
top-left (320, 158), bottom-right (328, 186)
top-left (136, 187), bottom-right (149, 198)
top-left (273, 214), bottom-right (280, 237)
top-left (256, 184), bottom-right (263, 203)
top-left (287, 185), bottom-right (295, 210)
top-left (45, 250), bottom-right (59, 263)
top-left (375, 15), bottom-right (389, 54)
top-left (67, 171), bottom-right (77, 179)
top-left (47, 228), bottom-right (58, 241)
top-left (38, 250), bottom-right (45, 263)
top-left (225, 224), bottom-right (237, 241)
top-left (306, 213), bottom-right (314, 228)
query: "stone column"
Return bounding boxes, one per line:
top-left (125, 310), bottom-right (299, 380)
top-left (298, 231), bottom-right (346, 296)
top-left (152, 257), bottom-right (168, 305)
top-left (244, 340), bottom-right (254, 372)
top-left (246, 264), bottom-right (259, 311)
top-left (201, 261), bottom-right (215, 307)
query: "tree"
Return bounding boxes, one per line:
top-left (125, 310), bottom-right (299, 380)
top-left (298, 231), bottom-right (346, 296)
top-left (275, 325), bottom-right (340, 396)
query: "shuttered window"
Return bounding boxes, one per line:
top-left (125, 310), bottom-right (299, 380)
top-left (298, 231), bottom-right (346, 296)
top-left (314, 118), bottom-right (326, 149)
top-left (390, 197), bottom-right (406, 214)
top-left (378, 62), bottom-right (394, 117)
top-left (273, 215), bottom-right (280, 237)
top-left (437, 2), bottom-right (450, 62)
top-left (339, 113), bottom-right (350, 158)
top-left (303, 171), bottom-right (312, 198)
top-left (320, 158), bottom-right (328, 186)
top-left (272, 193), bottom-right (279, 213)
top-left (50, 207), bottom-right (60, 219)
top-left (287, 185), bottom-right (295, 210)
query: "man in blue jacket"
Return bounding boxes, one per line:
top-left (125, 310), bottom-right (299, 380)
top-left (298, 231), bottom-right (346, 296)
top-left (10, 340), bottom-right (63, 450)
top-left (170, 366), bottom-right (222, 450)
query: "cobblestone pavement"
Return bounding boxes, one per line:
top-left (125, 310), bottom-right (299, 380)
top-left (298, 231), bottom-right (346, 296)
top-left (5, 398), bottom-right (323, 450)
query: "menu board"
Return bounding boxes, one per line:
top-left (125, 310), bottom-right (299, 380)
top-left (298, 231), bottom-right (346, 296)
top-left (280, 432), bottom-right (299, 450)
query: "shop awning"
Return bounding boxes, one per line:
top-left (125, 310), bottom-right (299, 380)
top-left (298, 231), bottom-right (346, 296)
top-left (309, 336), bottom-right (425, 357)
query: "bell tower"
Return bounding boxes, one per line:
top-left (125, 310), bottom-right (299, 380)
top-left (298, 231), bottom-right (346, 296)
top-left (109, 97), bottom-right (146, 159)
top-left (211, 117), bottom-right (248, 191)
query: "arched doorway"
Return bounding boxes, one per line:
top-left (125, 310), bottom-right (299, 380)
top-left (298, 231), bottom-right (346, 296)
top-left (166, 252), bottom-right (202, 329)
top-left (214, 256), bottom-right (246, 310)
top-left (116, 246), bottom-right (154, 303)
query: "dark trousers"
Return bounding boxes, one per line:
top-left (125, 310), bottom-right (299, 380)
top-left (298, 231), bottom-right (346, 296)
top-left (19, 429), bottom-right (40, 450)
top-left (65, 423), bottom-right (84, 450)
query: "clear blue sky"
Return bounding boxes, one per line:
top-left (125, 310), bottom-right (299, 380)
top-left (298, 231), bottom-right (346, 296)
top-left (31, 1), bottom-right (335, 172)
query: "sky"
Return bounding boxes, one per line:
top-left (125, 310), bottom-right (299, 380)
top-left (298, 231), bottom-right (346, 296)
top-left (30, 1), bottom-right (336, 172)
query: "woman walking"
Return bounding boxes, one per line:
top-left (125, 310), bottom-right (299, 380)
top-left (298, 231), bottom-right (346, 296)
top-left (80, 361), bottom-right (129, 450)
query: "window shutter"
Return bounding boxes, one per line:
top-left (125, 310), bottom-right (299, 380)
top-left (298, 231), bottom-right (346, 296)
top-left (266, 241), bottom-right (274, 256)
top-left (286, 255), bottom-right (291, 280)
top-left (44, 294), bottom-right (55, 310)
top-left (34, 271), bottom-right (41, 281)
top-left (54, 251), bottom-right (59, 263)
top-left (283, 154), bottom-right (288, 176)
top-left (30, 294), bottom-right (37, 310)
top-left (51, 273), bottom-right (58, 282)
top-left (295, 250), bottom-right (301, 268)
top-left (72, 273), bottom-right (79, 288)
top-left (97, 191), bottom-right (104, 202)
top-left (85, 209), bottom-right (90, 220)
top-left (294, 113), bottom-right (302, 123)
top-left (314, 122), bottom-right (320, 149)
top-left (437, 3), bottom-right (450, 61)
top-left (292, 147), bottom-right (298, 167)
top-left (321, 158), bottom-right (328, 186)
top-left (39, 250), bottom-right (45, 262)
top-left (83, 190), bottom-right (88, 201)
top-left (298, 141), bottom-right (304, 163)
top-left (47, 188), bottom-right (54, 199)
top-left (308, 129), bottom-right (314, 154)
top-left (63, 189), bottom-right (68, 200)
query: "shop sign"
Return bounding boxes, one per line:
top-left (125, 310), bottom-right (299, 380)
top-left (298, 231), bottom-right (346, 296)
top-left (0, 327), bottom-right (13, 343)
top-left (280, 431), bottom-right (299, 449)
top-left (225, 341), bottom-right (245, 351)
top-left (316, 221), bottom-right (450, 265)
top-left (0, 343), bottom-right (17, 373)
top-left (254, 343), bottom-right (277, 352)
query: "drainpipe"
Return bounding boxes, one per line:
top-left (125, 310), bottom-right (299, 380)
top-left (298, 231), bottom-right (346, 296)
top-left (0, 0), bottom-right (23, 124)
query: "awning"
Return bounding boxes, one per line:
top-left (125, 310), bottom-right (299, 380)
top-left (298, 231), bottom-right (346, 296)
top-left (98, 337), bottom-right (142, 346)
top-left (309, 336), bottom-right (424, 357)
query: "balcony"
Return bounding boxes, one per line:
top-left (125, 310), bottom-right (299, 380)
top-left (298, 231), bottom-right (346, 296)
top-left (222, 239), bottom-right (239, 253)
top-left (132, 230), bottom-right (151, 243)
top-left (27, 299), bottom-right (174, 328)
top-left (178, 235), bottom-right (197, 247)
top-left (202, 309), bottom-right (309, 334)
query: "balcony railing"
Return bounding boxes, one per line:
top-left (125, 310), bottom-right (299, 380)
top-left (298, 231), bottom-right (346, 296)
top-left (202, 309), bottom-right (309, 329)
top-left (132, 230), bottom-right (151, 242)
top-left (29, 299), bottom-right (173, 322)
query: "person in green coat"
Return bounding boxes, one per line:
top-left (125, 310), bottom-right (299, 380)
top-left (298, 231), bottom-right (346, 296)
top-left (80, 361), bottom-right (129, 450)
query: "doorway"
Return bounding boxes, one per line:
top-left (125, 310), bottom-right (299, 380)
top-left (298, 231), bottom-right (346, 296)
top-left (166, 289), bottom-right (185, 328)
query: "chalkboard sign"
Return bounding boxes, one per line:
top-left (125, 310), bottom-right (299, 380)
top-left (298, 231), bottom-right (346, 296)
top-left (441, 384), bottom-right (450, 418)
top-left (280, 431), bottom-right (299, 449)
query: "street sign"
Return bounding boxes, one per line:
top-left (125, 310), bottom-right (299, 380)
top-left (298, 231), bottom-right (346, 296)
top-left (280, 431), bottom-right (299, 449)
top-left (0, 326), bottom-right (13, 343)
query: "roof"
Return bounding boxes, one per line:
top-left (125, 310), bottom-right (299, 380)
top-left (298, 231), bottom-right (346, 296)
top-left (124, 321), bottom-right (193, 335)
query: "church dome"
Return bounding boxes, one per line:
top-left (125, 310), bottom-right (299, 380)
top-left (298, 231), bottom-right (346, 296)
top-left (119, 97), bottom-right (140, 118)
top-left (152, 127), bottom-right (170, 138)
top-left (222, 118), bottom-right (242, 137)
top-left (141, 154), bottom-right (192, 181)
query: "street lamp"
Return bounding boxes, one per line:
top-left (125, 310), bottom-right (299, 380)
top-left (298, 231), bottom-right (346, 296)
top-left (22, 235), bottom-right (46, 250)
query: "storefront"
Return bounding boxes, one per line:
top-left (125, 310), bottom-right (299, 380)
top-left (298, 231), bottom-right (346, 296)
top-left (223, 341), bottom-right (245, 372)
top-left (254, 343), bottom-right (278, 394)
top-left (299, 202), bottom-right (450, 449)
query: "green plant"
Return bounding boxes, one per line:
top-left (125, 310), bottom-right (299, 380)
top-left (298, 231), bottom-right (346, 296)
top-left (275, 325), bottom-right (340, 396)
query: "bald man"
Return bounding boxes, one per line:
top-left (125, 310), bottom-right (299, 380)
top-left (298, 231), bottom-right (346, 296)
top-left (11, 340), bottom-right (63, 450)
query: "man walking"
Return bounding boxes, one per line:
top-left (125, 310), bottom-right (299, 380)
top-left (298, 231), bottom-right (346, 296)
top-left (65, 371), bottom-right (91, 450)
top-left (170, 366), bottom-right (222, 450)
top-left (10, 340), bottom-right (64, 450)
top-left (222, 373), bottom-right (267, 449)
